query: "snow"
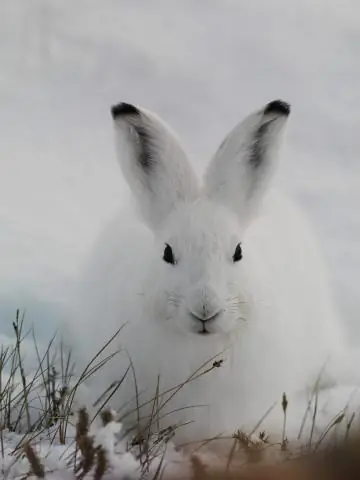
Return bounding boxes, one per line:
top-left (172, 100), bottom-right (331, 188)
top-left (0, 418), bottom-right (191, 479)
top-left (0, 0), bottom-right (360, 477)
top-left (0, 423), bottom-right (141, 479)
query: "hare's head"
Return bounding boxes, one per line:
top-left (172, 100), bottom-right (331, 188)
top-left (111, 100), bottom-right (290, 336)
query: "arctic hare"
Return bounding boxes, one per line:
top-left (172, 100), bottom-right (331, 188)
top-left (71, 100), bottom-right (350, 444)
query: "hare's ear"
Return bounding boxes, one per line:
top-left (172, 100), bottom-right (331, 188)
top-left (204, 100), bottom-right (291, 229)
top-left (111, 103), bottom-right (199, 230)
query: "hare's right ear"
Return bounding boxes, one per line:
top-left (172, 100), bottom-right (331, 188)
top-left (111, 103), bottom-right (199, 230)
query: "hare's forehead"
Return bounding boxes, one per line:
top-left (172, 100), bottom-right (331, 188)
top-left (163, 201), bottom-right (240, 249)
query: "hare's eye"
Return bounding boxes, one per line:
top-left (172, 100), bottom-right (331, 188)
top-left (163, 243), bottom-right (176, 265)
top-left (233, 243), bottom-right (243, 263)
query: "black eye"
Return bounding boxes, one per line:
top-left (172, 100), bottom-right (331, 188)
top-left (163, 243), bottom-right (176, 265)
top-left (233, 243), bottom-right (243, 262)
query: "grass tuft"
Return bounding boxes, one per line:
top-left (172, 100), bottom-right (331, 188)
top-left (1, 310), bottom-right (360, 479)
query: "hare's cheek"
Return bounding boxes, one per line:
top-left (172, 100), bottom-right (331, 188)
top-left (147, 289), bottom-right (180, 325)
top-left (140, 287), bottom-right (163, 322)
top-left (164, 299), bottom-right (176, 322)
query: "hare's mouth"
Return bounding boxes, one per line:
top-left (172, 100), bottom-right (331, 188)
top-left (189, 310), bottom-right (222, 335)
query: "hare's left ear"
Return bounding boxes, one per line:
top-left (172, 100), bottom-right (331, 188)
top-left (204, 100), bottom-right (291, 228)
top-left (111, 103), bottom-right (199, 230)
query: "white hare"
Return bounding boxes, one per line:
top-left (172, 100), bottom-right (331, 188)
top-left (70, 100), bottom-right (355, 445)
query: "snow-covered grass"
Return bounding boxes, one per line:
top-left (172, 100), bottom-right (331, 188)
top-left (0, 312), bottom-right (138, 478)
top-left (0, 311), bottom-right (186, 478)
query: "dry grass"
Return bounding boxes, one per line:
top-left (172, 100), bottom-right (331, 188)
top-left (23, 441), bottom-right (45, 478)
top-left (1, 310), bottom-right (360, 479)
top-left (15, 413), bottom-right (360, 480)
top-left (183, 435), bottom-right (360, 479)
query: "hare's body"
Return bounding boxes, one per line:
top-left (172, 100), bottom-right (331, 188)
top-left (71, 100), bottom-right (347, 444)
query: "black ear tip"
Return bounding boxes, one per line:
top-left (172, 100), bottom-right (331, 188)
top-left (110, 102), bottom-right (139, 119)
top-left (264, 100), bottom-right (291, 116)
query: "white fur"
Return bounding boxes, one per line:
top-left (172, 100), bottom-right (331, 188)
top-left (68, 100), bottom-right (353, 445)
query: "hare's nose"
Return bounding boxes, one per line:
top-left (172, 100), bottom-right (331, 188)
top-left (188, 284), bottom-right (222, 324)
top-left (189, 310), bottom-right (221, 324)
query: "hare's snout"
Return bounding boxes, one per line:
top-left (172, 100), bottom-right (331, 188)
top-left (186, 284), bottom-right (227, 334)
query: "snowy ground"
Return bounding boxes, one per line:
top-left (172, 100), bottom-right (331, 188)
top-left (0, 0), bottom-right (360, 477)
top-left (2, 387), bottom-right (360, 479)
top-left (0, 421), bottom-right (143, 479)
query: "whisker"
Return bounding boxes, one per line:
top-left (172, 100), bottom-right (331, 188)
top-left (225, 294), bottom-right (248, 306)
top-left (166, 291), bottom-right (182, 307)
top-left (235, 315), bottom-right (247, 323)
